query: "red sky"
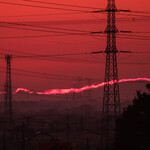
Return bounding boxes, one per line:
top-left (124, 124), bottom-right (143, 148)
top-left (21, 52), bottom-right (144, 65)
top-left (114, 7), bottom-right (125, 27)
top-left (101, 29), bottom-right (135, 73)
top-left (0, 0), bottom-right (150, 100)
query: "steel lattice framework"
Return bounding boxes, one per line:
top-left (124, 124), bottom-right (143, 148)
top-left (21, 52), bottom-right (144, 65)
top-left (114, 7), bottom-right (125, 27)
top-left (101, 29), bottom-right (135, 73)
top-left (4, 54), bottom-right (13, 125)
top-left (101, 0), bottom-right (121, 144)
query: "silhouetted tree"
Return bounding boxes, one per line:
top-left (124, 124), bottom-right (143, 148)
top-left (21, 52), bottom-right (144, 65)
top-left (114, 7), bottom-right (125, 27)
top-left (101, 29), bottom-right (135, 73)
top-left (115, 84), bottom-right (150, 150)
top-left (146, 83), bottom-right (150, 91)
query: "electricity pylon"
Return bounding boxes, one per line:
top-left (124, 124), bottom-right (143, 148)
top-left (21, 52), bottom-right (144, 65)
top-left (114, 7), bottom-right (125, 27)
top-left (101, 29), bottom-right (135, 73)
top-left (101, 0), bottom-right (121, 146)
top-left (4, 54), bottom-right (13, 126)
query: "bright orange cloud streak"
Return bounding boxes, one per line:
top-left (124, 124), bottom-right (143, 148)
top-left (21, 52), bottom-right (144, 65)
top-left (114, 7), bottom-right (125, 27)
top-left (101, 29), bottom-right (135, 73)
top-left (9, 77), bottom-right (150, 95)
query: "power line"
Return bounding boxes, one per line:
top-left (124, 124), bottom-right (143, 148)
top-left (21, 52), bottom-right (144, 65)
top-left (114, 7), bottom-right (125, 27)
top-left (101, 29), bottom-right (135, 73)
top-left (0, 23), bottom-right (106, 39)
top-left (22, 0), bottom-right (101, 10)
top-left (0, 68), bottom-right (73, 81)
top-left (119, 62), bottom-right (150, 65)
top-left (118, 35), bottom-right (150, 41)
top-left (0, 22), bottom-right (107, 37)
top-left (118, 13), bottom-right (150, 18)
top-left (0, 48), bottom-right (104, 63)
top-left (0, 19), bottom-right (106, 25)
top-left (92, 9), bottom-right (150, 15)
top-left (1, 15), bottom-right (150, 24)
top-left (12, 52), bottom-right (101, 58)
top-left (0, 12), bottom-right (85, 18)
top-left (0, 48), bottom-right (104, 64)
top-left (0, 34), bottom-right (77, 39)
top-left (0, 31), bottom-right (150, 41)
top-left (119, 34), bottom-right (150, 38)
top-left (3, 48), bottom-right (149, 59)
top-left (0, 51), bottom-right (149, 66)
top-left (0, 48), bottom-right (104, 58)
top-left (93, 34), bottom-right (150, 41)
top-left (130, 31), bottom-right (150, 34)
top-left (0, 54), bottom-right (103, 64)
top-left (0, 66), bottom-right (74, 79)
top-left (0, 49), bottom-right (149, 65)
top-left (0, 70), bottom-right (69, 81)
top-left (0, 25), bottom-right (94, 39)
top-left (0, 48), bottom-right (149, 58)
top-left (5, 21), bottom-right (149, 38)
top-left (119, 9), bottom-right (150, 15)
top-left (12, 51), bottom-right (150, 58)
top-left (130, 10), bottom-right (150, 15)
top-left (0, 24), bottom-right (90, 35)
top-left (0, 21), bottom-right (94, 33)
top-left (1, 21), bottom-right (150, 40)
top-left (0, 1), bottom-right (91, 13)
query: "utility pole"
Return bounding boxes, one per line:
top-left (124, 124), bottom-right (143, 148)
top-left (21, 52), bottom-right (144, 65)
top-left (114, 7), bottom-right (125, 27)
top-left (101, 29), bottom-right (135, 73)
top-left (4, 54), bottom-right (13, 126)
top-left (66, 114), bottom-right (70, 141)
top-left (86, 138), bottom-right (90, 150)
top-left (101, 0), bottom-right (121, 147)
top-left (22, 122), bottom-right (26, 150)
top-left (2, 128), bottom-right (6, 150)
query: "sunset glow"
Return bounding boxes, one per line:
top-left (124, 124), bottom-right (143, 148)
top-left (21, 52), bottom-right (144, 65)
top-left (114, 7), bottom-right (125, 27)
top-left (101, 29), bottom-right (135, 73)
top-left (8, 78), bottom-right (150, 95)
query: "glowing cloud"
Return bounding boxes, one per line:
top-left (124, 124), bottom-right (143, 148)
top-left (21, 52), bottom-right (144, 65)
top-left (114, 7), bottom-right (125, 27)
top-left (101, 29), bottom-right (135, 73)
top-left (10, 77), bottom-right (150, 95)
top-left (13, 88), bottom-right (34, 94)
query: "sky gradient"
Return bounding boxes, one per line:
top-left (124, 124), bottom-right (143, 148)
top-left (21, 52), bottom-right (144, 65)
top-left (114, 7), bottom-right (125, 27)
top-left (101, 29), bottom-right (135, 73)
top-left (0, 0), bottom-right (149, 101)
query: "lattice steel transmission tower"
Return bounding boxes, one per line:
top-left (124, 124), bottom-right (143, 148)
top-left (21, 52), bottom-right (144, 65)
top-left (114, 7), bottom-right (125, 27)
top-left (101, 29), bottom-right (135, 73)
top-left (4, 54), bottom-right (13, 125)
top-left (101, 0), bottom-right (121, 145)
